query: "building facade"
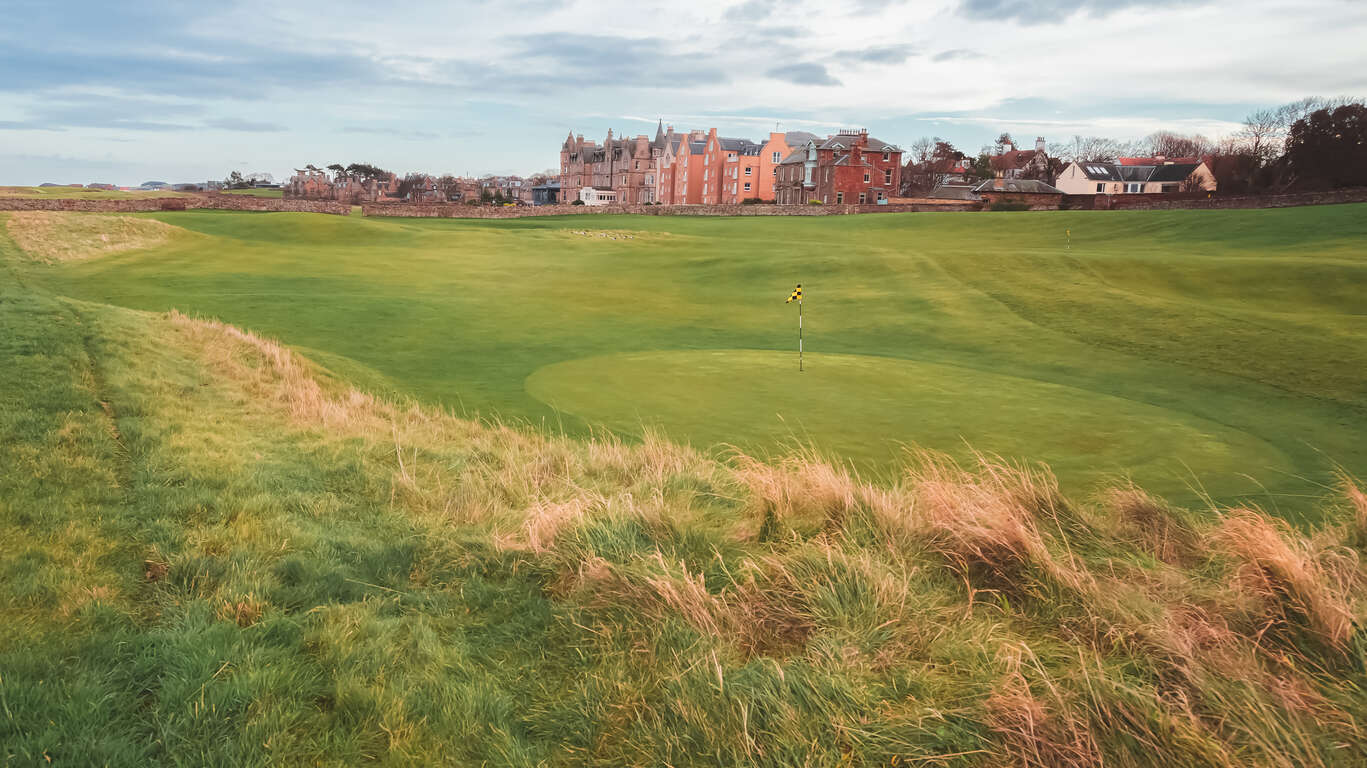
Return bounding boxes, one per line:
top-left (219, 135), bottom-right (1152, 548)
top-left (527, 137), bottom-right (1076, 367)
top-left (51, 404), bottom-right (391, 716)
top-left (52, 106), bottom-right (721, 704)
top-left (560, 129), bottom-right (659, 205)
top-left (774, 130), bottom-right (903, 205)
top-left (1054, 161), bottom-right (1217, 195)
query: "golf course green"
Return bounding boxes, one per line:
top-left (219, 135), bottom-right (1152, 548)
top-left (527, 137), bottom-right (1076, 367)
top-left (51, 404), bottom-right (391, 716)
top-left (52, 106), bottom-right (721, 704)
top-left (27, 204), bottom-right (1367, 516)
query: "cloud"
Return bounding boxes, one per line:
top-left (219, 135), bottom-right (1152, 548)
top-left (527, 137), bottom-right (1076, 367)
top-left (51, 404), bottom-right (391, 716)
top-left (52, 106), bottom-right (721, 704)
top-left (835, 44), bottom-right (918, 63)
top-left (206, 118), bottom-right (287, 132)
top-left (723, 0), bottom-right (776, 21)
top-left (953, 0), bottom-right (1203, 24)
top-left (499, 33), bottom-right (731, 91)
top-left (767, 62), bottom-right (842, 87)
top-left (932, 49), bottom-right (984, 62)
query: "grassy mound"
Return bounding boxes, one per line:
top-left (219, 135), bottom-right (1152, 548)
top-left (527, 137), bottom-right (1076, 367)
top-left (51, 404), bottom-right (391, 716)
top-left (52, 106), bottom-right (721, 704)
top-left (0, 186), bottom-right (194, 200)
top-left (3, 221), bottom-right (1366, 766)
top-left (6, 211), bottom-right (186, 263)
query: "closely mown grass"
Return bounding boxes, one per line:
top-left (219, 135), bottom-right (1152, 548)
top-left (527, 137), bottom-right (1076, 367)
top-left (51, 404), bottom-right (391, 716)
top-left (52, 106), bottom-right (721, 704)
top-left (221, 188), bottom-right (284, 198)
top-left (3, 217), bottom-right (1365, 765)
top-left (0, 186), bottom-right (195, 199)
top-left (33, 205), bottom-right (1367, 516)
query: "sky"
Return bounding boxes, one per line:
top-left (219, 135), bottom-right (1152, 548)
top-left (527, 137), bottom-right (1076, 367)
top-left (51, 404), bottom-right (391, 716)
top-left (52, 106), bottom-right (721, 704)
top-left (1, 0), bottom-right (1364, 186)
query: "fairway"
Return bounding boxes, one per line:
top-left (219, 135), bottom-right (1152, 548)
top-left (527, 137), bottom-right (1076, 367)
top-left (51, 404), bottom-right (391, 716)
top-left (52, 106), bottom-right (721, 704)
top-left (23, 205), bottom-right (1367, 515)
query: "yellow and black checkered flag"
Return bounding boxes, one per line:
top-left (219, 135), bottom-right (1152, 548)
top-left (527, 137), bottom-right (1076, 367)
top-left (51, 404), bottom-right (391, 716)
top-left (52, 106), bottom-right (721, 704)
top-left (786, 283), bottom-right (802, 303)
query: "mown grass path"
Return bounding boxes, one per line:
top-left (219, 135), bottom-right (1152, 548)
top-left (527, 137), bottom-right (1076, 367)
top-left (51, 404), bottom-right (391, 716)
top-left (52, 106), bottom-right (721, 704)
top-left (28, 205), bottom-right (1367, 517)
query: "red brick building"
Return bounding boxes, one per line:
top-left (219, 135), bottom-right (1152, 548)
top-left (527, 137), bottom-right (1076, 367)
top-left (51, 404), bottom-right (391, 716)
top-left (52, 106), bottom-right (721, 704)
top-left (560, 129), bottom-right (660, 204)
top-left (774, 129), bottom-right (902, 205)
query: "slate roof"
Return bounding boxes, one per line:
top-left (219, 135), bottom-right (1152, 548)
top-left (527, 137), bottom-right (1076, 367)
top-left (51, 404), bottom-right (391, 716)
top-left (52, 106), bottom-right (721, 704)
top-left (1072, 161), bottom-right (1201, 183)
top-left (784, 130), bottom-right (820, 146)
top-left (818, 133), bottom-right (898, 152)
top-left (972, 179), bottom-right (1064, 194)
top-left (928, 184), bottom-right (981, 201)
top-left (1147, 163), bottom-right (1201, 182)
top-left (990, 149), bottom-right (1039, 171)
top-left (833, 153), bottom-right (872, 167)
top-left (1075, 163), bottom-right (1124, 181)
top-left (779, 149), bottom-right (807, 165)
top-left (718, 137), bottom-right (760, 152)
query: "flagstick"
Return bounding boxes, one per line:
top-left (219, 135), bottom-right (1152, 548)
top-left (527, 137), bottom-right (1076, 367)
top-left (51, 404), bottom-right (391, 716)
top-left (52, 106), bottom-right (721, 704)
top-left (798, 297), bottom-right (803, 372)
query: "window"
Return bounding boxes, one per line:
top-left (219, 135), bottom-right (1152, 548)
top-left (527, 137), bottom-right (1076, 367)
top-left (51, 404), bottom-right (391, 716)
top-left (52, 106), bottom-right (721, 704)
top-left (704, 184), bottom-right (708, 194)
top-left (836, 191), bottom-right (844, 204)
top-left (727, 152), bottom-right (736, 160)
top-left (859, 192), bottom-right (866, 204)
top-left (863, 172), bottom-right (870, 183)
top-left (705, 155), bottom-right (710, 165)
top-left (745, 166), bottom-right (752, 176)
top-left (1125, 183), bottom-right (1143, 194)
top-left (772, 151), bottom-right (781, 163)
top-left (744, 182), bottom-right (751, 191)
top-left (884, 169), bottom-right (892, 185)
top-left (1096, 183), bottom-right (1105, 193)
top-left (634, 161), bottom-right (640, 170)
top-left (883, 151), bottom-right (890, 161)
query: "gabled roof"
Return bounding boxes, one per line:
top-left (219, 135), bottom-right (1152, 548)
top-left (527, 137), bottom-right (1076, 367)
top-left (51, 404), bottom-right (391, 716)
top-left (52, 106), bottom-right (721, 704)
top-left (990, 149), bottom-right (1039, 171)
top-left (783, 131), bottom-right (819, 146)
top-left (1074, 162), bottom-right (1124, 181)
top-left (817, 133), bottom-right (898, 152)
top-left (833, 153), bottom-right (872, 167)
top-left (972, 179), bottom-right (1063, 194)
top-left (928, 184), bottom-right (981, 201)
top-left (1117, 156), bottom-right (1200, 166)
top-left (779, 149), bottom-right (807, 165)
top-left (718, 137), bottom-right (760, 152)
top-left (1147, 163), bottom-right (1201, 182)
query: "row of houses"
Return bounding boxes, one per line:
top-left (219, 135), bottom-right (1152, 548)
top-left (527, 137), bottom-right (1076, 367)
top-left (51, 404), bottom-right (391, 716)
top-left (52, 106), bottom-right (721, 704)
top-left (561, 123), bottom-right (905, 206)
top-left (926, 140), bottom-right (1217, 203)
top-left (283, 169), bottom-right (558, 204)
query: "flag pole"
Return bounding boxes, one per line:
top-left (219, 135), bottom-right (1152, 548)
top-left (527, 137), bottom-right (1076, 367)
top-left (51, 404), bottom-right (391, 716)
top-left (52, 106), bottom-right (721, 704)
top-left (798, 295), bottom-right (803, 372)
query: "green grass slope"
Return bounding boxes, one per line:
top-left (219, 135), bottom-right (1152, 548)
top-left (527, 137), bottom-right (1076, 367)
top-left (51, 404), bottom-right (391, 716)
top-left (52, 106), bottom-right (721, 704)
top-left (3, 214), bottom-right (1367, 766)
top-left (31, 205), bottom-right (1367, 518)
top-left (0, 186), bottom-right (195, 200)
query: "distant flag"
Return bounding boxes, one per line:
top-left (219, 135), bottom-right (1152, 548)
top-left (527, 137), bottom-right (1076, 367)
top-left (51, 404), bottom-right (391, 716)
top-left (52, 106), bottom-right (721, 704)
top-left (786, 283), bottom-right (804, 371)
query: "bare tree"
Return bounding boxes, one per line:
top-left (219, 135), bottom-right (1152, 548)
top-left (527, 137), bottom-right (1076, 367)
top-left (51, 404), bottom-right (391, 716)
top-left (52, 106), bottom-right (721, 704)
top-left (1053, 135), bottom-right (1127, 163)
top-left (1142, 131), bottom-right (1214, 159)
top-left (436, 175), bottom-right (461, 201)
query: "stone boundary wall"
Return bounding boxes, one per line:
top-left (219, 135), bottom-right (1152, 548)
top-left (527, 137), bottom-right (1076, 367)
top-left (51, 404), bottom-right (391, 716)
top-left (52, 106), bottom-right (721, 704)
top-left (0, 195), bottom-right (351, 215)
top-left (1062, 187), bottom-right (1367, 211)
top-left (360, 201), bottom-right (978, 218)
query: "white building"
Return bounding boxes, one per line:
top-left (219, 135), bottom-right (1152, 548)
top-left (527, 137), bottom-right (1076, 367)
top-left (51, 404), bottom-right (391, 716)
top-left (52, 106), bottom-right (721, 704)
top-left (578, 186), bottom-right (618, 206)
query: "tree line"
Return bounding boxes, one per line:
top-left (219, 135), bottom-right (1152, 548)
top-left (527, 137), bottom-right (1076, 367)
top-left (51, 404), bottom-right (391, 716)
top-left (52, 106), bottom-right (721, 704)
top-left (902, 95), bottom-right (1366, 195)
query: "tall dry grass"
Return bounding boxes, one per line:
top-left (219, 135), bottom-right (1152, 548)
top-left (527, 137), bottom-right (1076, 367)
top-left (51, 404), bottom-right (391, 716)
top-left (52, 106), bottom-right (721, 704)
top-left (159, 307), bottom-right (1367, 766)
top-left (6, 211), bottom-right (180, 263)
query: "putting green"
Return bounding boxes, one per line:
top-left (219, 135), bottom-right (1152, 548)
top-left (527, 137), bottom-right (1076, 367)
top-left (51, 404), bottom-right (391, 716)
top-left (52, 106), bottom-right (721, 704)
top-left (526, 349), bottom-right (1289, 499)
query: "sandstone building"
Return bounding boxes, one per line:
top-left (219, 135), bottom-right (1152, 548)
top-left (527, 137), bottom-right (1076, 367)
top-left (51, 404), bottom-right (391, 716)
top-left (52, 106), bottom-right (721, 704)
top-left (774, 130), bottom-right (903, 205)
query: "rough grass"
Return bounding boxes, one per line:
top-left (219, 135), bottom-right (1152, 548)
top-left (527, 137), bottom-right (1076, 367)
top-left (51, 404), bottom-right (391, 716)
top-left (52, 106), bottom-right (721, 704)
top-left (6, 211), bottom-right (182, 263)
top-left (4, 219), bottom-right (1367, 765)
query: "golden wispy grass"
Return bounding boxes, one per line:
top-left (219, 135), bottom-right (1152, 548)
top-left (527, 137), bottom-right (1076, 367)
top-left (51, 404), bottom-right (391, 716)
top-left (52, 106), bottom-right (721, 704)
top-left (5, 211), bottom-right (180, 263)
